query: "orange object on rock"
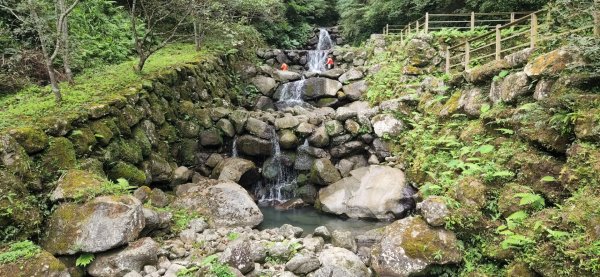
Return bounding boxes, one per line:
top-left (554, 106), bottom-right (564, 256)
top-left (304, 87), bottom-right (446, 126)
top-left (280, 63), bottom-right (289, 71)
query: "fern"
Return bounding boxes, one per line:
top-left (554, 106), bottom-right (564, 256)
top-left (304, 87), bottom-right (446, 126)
top-left (76, 253), bottom-right (95, 267)
top-left (501, 234), bottom-right (535, 249)
top-left (514, 193), bottom-right (545, 210)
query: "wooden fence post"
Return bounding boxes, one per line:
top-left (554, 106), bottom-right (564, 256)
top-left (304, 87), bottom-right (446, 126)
top-left (386, 24), bottom-right (389, 35)
top-left (416, 20), bottom-right (420, 33)
top-left (445, 46), bottom-right (450, 74)
top-left (465, 41), bottom-right (470, 70)
top-left (425, 13), bottom-right (429, 34)
top-left (471, 12), bottom-right (475, 31)
top-left (530, 13), bottom-right (538, 48)
top-left (408, 23), bottom-right (411, 35)
top-left (511, 12), bottom-right (515, 23)
top-left (495, 24), bottom-right (501, 60)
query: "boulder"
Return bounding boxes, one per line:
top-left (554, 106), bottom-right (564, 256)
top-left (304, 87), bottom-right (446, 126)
top-left (310, 158), bottom-right (342, 186)
top-left (524, 48), bottom-right (579, 77)
top-left (330, 141), bottom-right (366, 158)
top-left (339, 69), bottom-right (364, 84)
top-left (279, 130), bottom-right (299, 149)
top-left (210, 158), bottom-right (259, 187)
top-left (220, 239), bottom-right (255, 274)
top-left (301, 78), bottom-right (343, 100)
top-left (318, 166), bottom-right (415, 220)
top-left (286, 254), bottom-right (321, 275)
top-left (255, 96), bottom-right (276, 111)
top-left (417, 196), bottom-right (450, 227)
top-left (331, 230), bottom-right (357, 252)
top-left (489, 72), bottom-right (530, 104)
top-left (342, 80), bottom-right (368, 101)
top-left (275, 116), bottom-right (300, 130)
top-left (313, 247), bottom-right (369, 277)
top-left (324, 120), bottom-right (345, 136)
top-left (458, 88), bottom-right (486, 117)
top-left (172, 181), bottom-right (263, 228)
top-left (370, 217), bottom-right (462, 277)
top-left (50, 170), bottom-right (104, 201)
top-left (251, 76), bottom-right (278, 96)
top-left (41, 195), bottom-right (145, 255)
top-left (8, 127), bottom-right (48, 154)
top-left (273, 70), bottom-right (302, 82)
top-left (245, 118), bottom-right (272, 140)
top-left (88, 237), bottom-right (159, 277)
top-left (296, 122), bottom-right (316, 137)
top-left (217, 119), bottom-right (236, 138)
top-left (320, 68), bottom-right (345, 79)
top-left (142, 154), bottom-right (173, 184)
top-left (230, 110), bottom-right (249, 134)
top-left (237, 135), bottom-right (272, 157)
top-left (0, 248), bottom-right (69, 277)
top-left (371, 114), bottom-right (404, 137)
top-left (308, 126), bottom-right (330, 147)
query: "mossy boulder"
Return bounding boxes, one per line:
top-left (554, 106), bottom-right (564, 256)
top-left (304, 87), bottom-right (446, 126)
top-left (371, 216), bottom-right (462, 276)
top-left (142, 154), bottom-right (173, 184)
top-left (50, 170), bottom-right (105, 201)
top-left (132, 127), bottom-right (152, 158)
top-left (0, 247), bottom-right (69, 277)
top-left (88, 120), bottom-right (114, 146)
top-left (199, 128), bottom-right (223, 147)
top-left (0, 135), bottom-right (34, 177)
top-left (309, 158), bottom-right (341, 186)
top-left (108, 162), bottom-right (147, 186)
top-left (68, 127), bottom-right (97, 156)
top-left (497, 183), bottom-right (538, 217)
top-left (560, 143), bottom-right (600, 191)
top-left (178, 120), bottom-right (201, 138)
top-left (236, 135), bottom-right (272, 157)
top-left (454, 177), bottom-right (486, 209)
top-left (574, 108), bottom-right (600, 142)
top-left (41, 137), bottom-right (77, 175)
top-left (78, 158), bottom-right (106, 177)
top-left (0, 170), bottom-right (42, 241)
top-left (524, 48), bottom-right (579, 77)
top-left (177, 139), bottom-right (199, 165)
top-left (158, 123), bottom-right (179, 143)
top-left (41, 195), bottom-right (145, 255)
top-left (8, 127), bottom-right (48, 154)
top-left (509, 151), bottom-right (567, 203)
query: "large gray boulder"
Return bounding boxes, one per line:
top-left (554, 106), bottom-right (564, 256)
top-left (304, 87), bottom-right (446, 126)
top-left (320, 68), bottom-right (345, 79)
top-left (172, 181), bottom-right (263, 228)
top-left (245, 118), bottom-right (272, 139)
top-left (41, 196), bottom-right (145, 255)
top-left (273, 70), bottom-right (302, 82)
top-left (342, 80), bottom-right (368, 101)
top-left (302, 78), bottom-right (343, 100)
top-left (371, 217), bottom-right (462, 277)
top-left (210, 157), bottom-right (259, 186)
top-left (339, 68), bottom-right (364, 84)
top-left (371, 114), bottom-right (404, 138)
top-left (251, 76), bottom-right (278, 96)
top-left (286, 254), bottom-right (321, 275)
top-left (311, 247), bottom-right (369, 277)
top-left (237, 135), bottom-right (273, 157)
top-left (417, 196), bottom-right (450, 227)
top-left (458, 87), bottom-right (486, 117)
top-left (318, 165), bottom-right (415, 220)
top-left (220, 239), bottom-right (255, 274)
top-left (310, 158), bottom-right (342, 186)
top-left (88, 237), bottom-right (159, 277)
top-left (489, 72), bottom-right (530, 104)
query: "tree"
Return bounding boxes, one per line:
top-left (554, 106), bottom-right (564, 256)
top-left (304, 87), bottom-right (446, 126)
top-left (126, 0), bottom-right (192, 72)
top-left (0, 0), bottom-right (79, 103)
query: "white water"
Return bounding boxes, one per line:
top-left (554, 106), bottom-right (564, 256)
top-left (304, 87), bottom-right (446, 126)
top-left (256, 128), bottom-right (297, 204)
top-left (231, 136), bottom-right (238, 157)
top-left (277, 78), bottom-right (306, 106)
top-left (307, 28), bottom-right (334, 73)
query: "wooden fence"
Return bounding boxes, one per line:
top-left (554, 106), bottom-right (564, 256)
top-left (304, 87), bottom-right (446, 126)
top-left (383, 12), bottom-right (533, 40)
top-left (445, 8), bottom-right (598, 73)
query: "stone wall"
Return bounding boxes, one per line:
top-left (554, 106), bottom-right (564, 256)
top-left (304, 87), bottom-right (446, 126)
top-left (256, 47), bottom-right (368, 72)
top-left (305, 26), bottom-right (344, 50)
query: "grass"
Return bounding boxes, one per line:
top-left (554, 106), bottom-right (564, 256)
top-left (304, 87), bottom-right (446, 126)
top-left (0, 43), bottom-right (213, 132)
top-left (0, 240), bottom-right (41, 264)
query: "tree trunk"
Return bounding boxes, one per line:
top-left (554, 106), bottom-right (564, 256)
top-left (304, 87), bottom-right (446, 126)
top-left (30, 1), bottom-right (62, 103)
top-left (137, 53), bottom-right (148, 72)
top-left (193, 20), bottom-right (201, 51)
top-left (58, 0), bottom-right (74, 83)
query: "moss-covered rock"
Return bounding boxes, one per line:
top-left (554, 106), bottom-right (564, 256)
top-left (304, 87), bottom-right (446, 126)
top-left (68, 127), bottom-right (97, 156)
top-left (497, 183), bottom-right (538, 217)
top-left (455, 177), bottom-right (486, 209)
top-left (574, 108), bottom-right (600, 142)
top-left (0, 170), bottom-right (42, 241)
top-left (41, 137), bottom-right (77, 176)
top-left (158, 123), bottom-right (179, 144)
top-left (132, 127), bottom-right (152, 158)
top-left (560, 143), bottom-right (600, 192)
top-left (309, 158), bottom-right (341, 186)
top-left (78, 158), bottom-right (106, 177)
top-left (50, 170), bottom-right (105, 201)
top-left (0, 247), bottom-right (69, 277)
top-left (509, 151), bottom-right (567, 203)
top-left (89, 120), bottom-right (114, 146)
top-left (0, 135), bottom-right (34, 177)
top-left (8, 127), bottom-right (48, 154)
top-left (108, 162), bottom-right (147, 186)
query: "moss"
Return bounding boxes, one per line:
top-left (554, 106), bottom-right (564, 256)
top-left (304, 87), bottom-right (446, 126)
top-left (52, 170), bottom-right (105, 201)
top-left (438, 91), bottom-right (462, 118)
top-left (68, 127), bottom-right (97, 156)
top-left (158, 124), bottom-right (179, 143)
top-left (108, 161), bottom-right (147, 186)
top-left (0, 170), bottom-right (42, 242)
top-left (0, 247), bottom-right (69, 277)
top-left (399, 217), bottom-right (457, 262)
top-left (118, 139), bottom-right (144, 165)
top-left (132, 127), bottom-right (152, 158)
top-left (194, 108), bottom-right (214, 128)
top-left (8, 127), bottom-right (48, 154)
top-left (40, 202), bottom-right (95, 254)
top-left (0, 135), bottom-right (34, 177)
top-left (178, 139), bottom-right (199, 166)
top-left (78, 158), bottom-right (106, 177)
top-left (560, 143), bottom-right (600, 192)
top-left (89, 120), bottom-right (114, 146)
top-left (41, 137), bottom-right (77, 176)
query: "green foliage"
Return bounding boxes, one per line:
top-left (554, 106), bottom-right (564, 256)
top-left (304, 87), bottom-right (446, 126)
top-left (75, 253), bottom-right (94, 267)
top-left (69, 0), bottom-right (136, 70)
top-left (513, 192), bottom-right (545, 210)
top-left (170, 208), bottom-right (203, 234)
top-left (71, 178), bottom-right (136, 202)
top-left (226, 232), bottom-right (240, 241)
top-left (0, 240), bottom-right (41, 264)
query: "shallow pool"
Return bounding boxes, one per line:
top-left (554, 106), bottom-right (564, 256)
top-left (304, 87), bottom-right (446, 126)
top-left (258, 206), bottom-right (390, 235)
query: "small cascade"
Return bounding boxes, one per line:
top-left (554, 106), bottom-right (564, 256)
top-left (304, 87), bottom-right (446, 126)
top-left (231, 136), bottom-right (238, 157)
top-left (276, 78), bottom-right (308, 109)
top-left (307, 28), bottom-right (334, 73)
top-left (256, 128), bottom-right (298, 204)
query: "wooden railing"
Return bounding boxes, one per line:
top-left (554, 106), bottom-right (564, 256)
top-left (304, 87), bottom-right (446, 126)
top-left (445, 9), bottom-right (597, 73)
top-left (383, 12), bottom-right (533, 40)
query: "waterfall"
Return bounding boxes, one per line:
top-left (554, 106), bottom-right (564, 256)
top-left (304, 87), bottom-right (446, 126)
top-left (307, 28), bottom-right (334, 73)
top-left (256, 128), bottom-right (298, 204)
top-left (277, 78), bottom-right (306, 106)
top-left (231, 136), bottom-right (238, 157)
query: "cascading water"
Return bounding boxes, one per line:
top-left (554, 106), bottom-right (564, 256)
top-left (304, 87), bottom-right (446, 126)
top-left (255, 128), bottom-right (298, 204)
top-left (231, 136), bottom-right (238, 157)
top-left (307, 28), bottom-right (334, 73)
top-left (277, 78), bottom-right (306, 106)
